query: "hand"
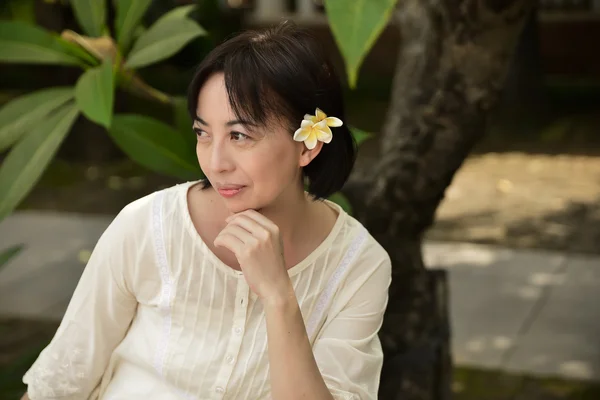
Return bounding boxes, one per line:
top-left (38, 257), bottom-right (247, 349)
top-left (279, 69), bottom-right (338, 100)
top-left (214, 210), bottom-right (294, 304)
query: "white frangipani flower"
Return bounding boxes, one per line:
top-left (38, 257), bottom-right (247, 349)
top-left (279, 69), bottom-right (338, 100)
top-left (293, 108), bottom-right (343, 150)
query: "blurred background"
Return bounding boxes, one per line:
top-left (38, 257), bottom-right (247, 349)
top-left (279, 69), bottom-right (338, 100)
top-left (1, 0), bottom-right (600, 399)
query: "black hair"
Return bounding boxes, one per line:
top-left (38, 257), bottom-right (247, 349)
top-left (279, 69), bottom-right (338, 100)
top-left (187, 21), bottom-right (356, 200)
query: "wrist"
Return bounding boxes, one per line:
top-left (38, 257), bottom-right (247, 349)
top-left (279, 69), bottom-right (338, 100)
top-left (261, 279), bottom-right (296, 310)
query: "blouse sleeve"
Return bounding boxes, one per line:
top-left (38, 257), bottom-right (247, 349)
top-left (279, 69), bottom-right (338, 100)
top-left (22, 200), bottom-right (148, 400)
top-left (312, 248), bottom-right (392, 400)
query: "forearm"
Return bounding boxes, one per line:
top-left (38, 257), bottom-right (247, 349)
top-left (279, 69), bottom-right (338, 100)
top-left (263, 284), bottom-right (334, 400)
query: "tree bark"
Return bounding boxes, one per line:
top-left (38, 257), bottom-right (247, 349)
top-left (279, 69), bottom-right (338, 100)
top-left (343, 1), bottom-right (535, 398)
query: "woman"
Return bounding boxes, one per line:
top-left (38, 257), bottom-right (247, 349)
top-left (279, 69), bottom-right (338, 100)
top-left (21, 21), bottom-right (391, 400)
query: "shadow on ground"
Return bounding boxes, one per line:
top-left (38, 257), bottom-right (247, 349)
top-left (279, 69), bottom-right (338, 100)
top-left (428, 194), bottom-right (600, 255)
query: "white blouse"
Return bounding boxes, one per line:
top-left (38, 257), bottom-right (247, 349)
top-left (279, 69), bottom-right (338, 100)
top-left (22, 181), bottom-right (392, 400)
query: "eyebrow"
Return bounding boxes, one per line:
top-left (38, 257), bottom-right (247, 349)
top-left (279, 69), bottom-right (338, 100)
top-left (194, 116), bottom-right (256, 127)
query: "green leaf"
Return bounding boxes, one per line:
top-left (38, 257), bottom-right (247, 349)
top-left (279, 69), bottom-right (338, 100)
top-left (75, 58), bottom-right (115, 128)
top-left (0, 245), bottom-right (23, 271)
top-left (56, 37), bottom-right (101, 66)
top-left (173, 96), bottom-right (197, 147)
top-left (350, 126), bottom-right (372, 146)
top-left (70, 0), bottom-right (106, 37)
top-left (125, 17), bottom-right (206, 69)
top-left (161, 4), bottom-right (197, 21)
top-left (0, 104), bottom-right (79, 221)
top-left (115, 0), bottom-right (152, 54)
top-left (328, 192), bottom-right (353, 215)
top-left (0, 87), bottom-right (74, 152)
top-left (109, 114), bottom-right (202, 180)
top-left (324, 0), bottom-right (397, 88)
top-left (0, 21), bottom-right (82, 66)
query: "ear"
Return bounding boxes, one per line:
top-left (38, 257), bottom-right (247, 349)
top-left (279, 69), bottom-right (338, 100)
top-left (298, 140), bottom-right (324, 168)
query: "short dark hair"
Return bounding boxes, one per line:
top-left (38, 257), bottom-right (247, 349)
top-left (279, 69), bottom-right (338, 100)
top-left (187, 21), bottom-right (356, 200)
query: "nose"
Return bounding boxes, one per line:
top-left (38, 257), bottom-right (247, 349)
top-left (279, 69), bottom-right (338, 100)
top-left (208, 138), bottom-right (235, 174)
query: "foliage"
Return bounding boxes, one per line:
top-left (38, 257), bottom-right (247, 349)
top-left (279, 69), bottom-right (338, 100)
top-left (0, 1), bottom-right (205, 218)
top-left (324, 0), bottom-right (398, 88)
top-left (0, 0), bottom-right (395, 217)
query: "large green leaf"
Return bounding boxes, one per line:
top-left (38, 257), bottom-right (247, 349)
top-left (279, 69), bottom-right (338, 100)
top-left (75, 58), bottom-right (114, 128)
top-left (0, 87), bottom-right (74, 152)
top-left (0, 245), bottom-right (23, 271)
top-left (109, 114), bottom-right (201, 180)
top-left (125, 17), bottom-right (206, 69)
top-left (173, 96), bottom-right (197, 147)
top-left (0, 104), bottom-right (79, 221)
top-left (0, 21), bottom-right (82, 66)
top-left (70, 0), bottom-right (106, 37)
top-left (324, 0), bottom-right (397, 88)
top-left (115, 0), bottom-right (152, 54)
top-left (161, 4), bottom-right (197, 21)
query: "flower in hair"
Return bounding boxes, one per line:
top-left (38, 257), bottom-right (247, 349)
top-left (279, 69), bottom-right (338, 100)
top-left (293, 108), bottom-right (343, 150)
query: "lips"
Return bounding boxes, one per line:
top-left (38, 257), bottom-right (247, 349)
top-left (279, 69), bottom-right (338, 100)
top-left (216, 184), bottom-right (245, 190)
top-left (215, 184), bottom-right (245, 198)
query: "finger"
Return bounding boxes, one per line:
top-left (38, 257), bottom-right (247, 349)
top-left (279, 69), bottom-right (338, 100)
top-left (227, 214), bottom-right (269, 239)
top-left (214, 232), bottom-right (244, 255)
top-left (221, 224), bottom-right (256, 245)
top-left (228, 210), bottom-right (278, 233)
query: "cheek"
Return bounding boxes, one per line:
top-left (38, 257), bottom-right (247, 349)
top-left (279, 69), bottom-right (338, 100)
top-left (251, 145), bottom-right (299, 184)
top-left (195, 142), bottom-right (206, 167)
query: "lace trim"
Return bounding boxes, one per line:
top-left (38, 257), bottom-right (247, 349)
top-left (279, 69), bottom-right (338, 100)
top-left (152, 191), bottom-right (173, 376)
top-left (306, 226), bottom-right (368, 338)
top-left (23, 321), bottom-right (88, 399)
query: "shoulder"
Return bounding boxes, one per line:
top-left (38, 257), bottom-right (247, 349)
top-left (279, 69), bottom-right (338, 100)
top-left (343, 214), bottom-right (391, 269)
top-left (337, 214), bottom-right (392, 289)
top-left (107, 181), bottom-right (194, 235)
top-left (116, 181), bottom-right (194, 220)
top-left (324, 214), bottom-right (392, 314)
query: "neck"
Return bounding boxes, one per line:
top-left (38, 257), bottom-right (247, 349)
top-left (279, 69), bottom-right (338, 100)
top-left (257, 184), bottom-right (313, 247)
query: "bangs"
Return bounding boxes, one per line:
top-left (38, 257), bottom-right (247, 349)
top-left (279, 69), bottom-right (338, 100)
top-left (223, 45), bottom-right (295, 130)
top-left (187, 26), bottom-right (320, 133)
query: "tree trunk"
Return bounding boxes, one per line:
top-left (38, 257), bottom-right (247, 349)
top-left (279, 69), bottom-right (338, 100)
top-left (343, 1), bottom-right (535, 398)
top-left (490, 5), bottom-right (548, 139)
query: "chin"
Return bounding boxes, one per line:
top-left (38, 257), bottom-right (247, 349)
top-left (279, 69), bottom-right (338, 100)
top-left (225, 202), bottom-right (256, 213)
top-left (220, 193), bottom-right (260, 213)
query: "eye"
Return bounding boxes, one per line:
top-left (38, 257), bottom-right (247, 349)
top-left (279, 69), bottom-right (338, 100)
top-left (194, 128), bottom-right (208, 138)
top-left (231, 131), bottom-right (250, 141)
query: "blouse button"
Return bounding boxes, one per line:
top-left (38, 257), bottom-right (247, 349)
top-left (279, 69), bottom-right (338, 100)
top-left (226, 355), bottom-right (235, 364)
top-left (234, 327), bottom-right (242, 335)
top-left (215, 386), bottom-right (225, 394)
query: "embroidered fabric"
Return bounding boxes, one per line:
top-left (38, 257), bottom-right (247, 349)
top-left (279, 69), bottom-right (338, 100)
top-left (306, 227), bottom-right (368, 338)
top-left (23, 321), bottom-right (88, 399)
top-left (151, 190), bottom-right (174, 377)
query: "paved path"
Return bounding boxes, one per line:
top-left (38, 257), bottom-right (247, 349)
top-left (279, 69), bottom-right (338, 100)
top-left (1, 211), bottom-right (599, 382)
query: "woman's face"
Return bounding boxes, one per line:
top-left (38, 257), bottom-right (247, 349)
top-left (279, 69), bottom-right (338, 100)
top-left (193, 73), bottom-right (307, 213)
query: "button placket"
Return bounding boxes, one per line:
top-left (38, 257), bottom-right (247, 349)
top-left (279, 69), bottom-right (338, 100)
top-left (212, 279), bottom-right (249, 398)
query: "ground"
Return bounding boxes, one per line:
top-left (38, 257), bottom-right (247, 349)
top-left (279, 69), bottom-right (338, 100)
top-left (429, 151), bottom-right (600, 255)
